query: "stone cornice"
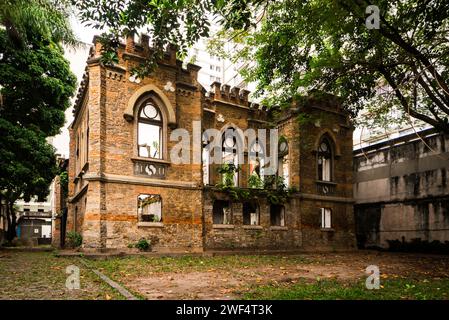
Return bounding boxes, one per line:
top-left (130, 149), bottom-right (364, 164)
top-left (83, 173), bottom-right (200, 190)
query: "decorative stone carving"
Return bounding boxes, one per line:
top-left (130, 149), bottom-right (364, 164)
top-left (133, 160), bottom-right (166, 179)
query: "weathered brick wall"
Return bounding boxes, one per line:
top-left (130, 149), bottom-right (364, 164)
top-left (68, 36), bottom-right (204, 251)
top-left (67, 36), bottom-right (356, 252)
top-left (203, 190), bottom-right (302, 250)
top-left (296, 95), bottom-right (356, 250)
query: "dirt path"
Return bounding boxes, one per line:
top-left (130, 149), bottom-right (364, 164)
top-left (122, 251), bottom-right (449, 300)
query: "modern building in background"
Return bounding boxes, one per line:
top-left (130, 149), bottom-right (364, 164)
top-left (354, 127), bottom-right (449, 248)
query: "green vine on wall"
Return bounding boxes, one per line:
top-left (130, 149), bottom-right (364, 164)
top-left (215, 164), bottom-right (296, 204)
top-left (59, 170), bottom-right (68, 199)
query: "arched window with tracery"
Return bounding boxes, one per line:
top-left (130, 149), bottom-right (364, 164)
top-left (249, 139), bottom-right (265, 187)
top-left (222, 128), bottom-right (239, 186)
top-left (317, 136), bottom-right (333, 181)
top-left (138, 101), bottom-right (163, 159)
top-left (278, 138), bottom-right (289, 187)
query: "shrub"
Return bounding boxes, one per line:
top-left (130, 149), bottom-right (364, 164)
top-left (66, 231), bottom-right (82, 248)
top-left (135, 238), bottom-right (151, 251)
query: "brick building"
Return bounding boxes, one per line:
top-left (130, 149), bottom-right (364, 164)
top-left (67, 36), bottom-right (355, 252)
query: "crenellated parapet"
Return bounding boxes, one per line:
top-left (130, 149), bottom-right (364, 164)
top-left (207, 81), bottom-right (250, 106)
top-left (201, 81), bottom-right (270, 125)
top-left (72, 34), bottom-right (202, 123)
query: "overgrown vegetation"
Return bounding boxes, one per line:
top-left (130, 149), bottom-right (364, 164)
top-left (73, 0), bottom-right (449, 133)
top-left (66, 231), bottom-right (82, 248)
top-left (58, 169), bottom-right (69, 199)
top-left (0, 0), bottom-right (77, 241)
top-left (135, 238), bottom-right (151, 252)
top-left (128, 238), bottom-right (152, 252)
top-left (215, 163), bottom-right (296, 204)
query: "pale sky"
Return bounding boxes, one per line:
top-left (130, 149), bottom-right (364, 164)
top-left (51, 16), bottom-right (99, 158)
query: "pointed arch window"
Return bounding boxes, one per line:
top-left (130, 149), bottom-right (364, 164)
top-left (222, 128), bottom-right (239, 187)
top-left (317, 136), bottom-right (333, 181)
top-left (138, 101), bottom-right (163, 159)
top-left (278, 138), bottom-right (289, 187)
top-left (249, 139), bottom-right (265, 187)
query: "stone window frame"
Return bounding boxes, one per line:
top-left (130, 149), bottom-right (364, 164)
top-left (277, 137), bottom-right (290, 187)
top-left (317, 135), bottom-right (334, 182)
top-left (320, 207), bottom-right (333, 230)
top-left (242, 201), bottom-right (260, 226)
top-left (221, 127), bottom-right (242, 187)
top-left (248, 138), bottom-right (266, 186)
top-left (270, 204), bottom-right (286, 227)
top-left (212, 200), bottom-right (233, 226)
top-left (132, 93), bottom-right (170, 162)
top-left (137, 194), bottom-right (163, 223)
top-left (136, 99), bottom-right (165, 159)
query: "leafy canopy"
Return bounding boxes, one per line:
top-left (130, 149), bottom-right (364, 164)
top-left (0, 0), bottom-right (76, 222)
top-left (1, 0), bottom-right (77, 47)
top-left (74, 0), bottom-right (449, 133)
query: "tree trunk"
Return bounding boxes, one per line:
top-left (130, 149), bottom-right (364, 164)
top-left (5, 201), bottom-right (17, 242)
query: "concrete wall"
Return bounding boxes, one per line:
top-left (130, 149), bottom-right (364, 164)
top-left (354, 129), bottom-right (449, 248)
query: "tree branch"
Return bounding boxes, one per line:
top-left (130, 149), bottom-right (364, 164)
top-left (380, 67), bottom-right (449, 134)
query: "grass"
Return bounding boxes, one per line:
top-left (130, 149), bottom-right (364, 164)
top-left (241, 278), bottom-right (449, 300)
top-left (2, 251), bottom-right (449, 300)
top-left (0, 251), bottom-right (124, 300)
top-left (86, 254), bottom-right (311, 278)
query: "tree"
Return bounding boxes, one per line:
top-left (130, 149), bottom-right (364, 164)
top-left (0, 119), bottom-right (59, 241)
top-left (0, 1), bottom-right (77, 242)
top-left (1, 0), bottom-right (77, 47)
top-left (74, 0), bottom-right (449, 133)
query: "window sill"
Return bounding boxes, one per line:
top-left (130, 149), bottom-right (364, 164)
top-left (270, 226), bottom-right (288, 231)
top-left (243, 225), bottom-right (263, 230)
top-left (320, 228), bottom-right (335, 232)
top-left (131, 157), bottom-right (170, 165)
top-left (213, 224), bottom-right (235, 229)
top-left (316, 180), bottom-right (337, 185)
top-left (137, 222), bottom-right (164, 228)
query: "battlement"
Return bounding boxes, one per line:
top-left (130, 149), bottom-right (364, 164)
top-left (89, 34), bottom-right (179, 67)
top-left (207, 81), bottom-right (250, 106)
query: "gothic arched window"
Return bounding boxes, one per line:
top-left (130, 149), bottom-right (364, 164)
top-left (222, 128), bottom-right (239, 186)
top-left (138, 101), bottom-right (163, 159)
top-left (249, 139), bottom-right (265, 186)
top-left (278, 138), bottom-right (289, 187)
top-left (317, 136), bottom-right (333, 181)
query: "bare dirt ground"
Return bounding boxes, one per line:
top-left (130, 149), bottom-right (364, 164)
top-left (1, 250), bottom-right (448, 299)
top-left (103, 251), bottom-right (449, 299)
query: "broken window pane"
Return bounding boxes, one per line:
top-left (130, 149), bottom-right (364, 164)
top-left (243, 202), bottom-right (260, 225)
top-left (270, 204), bottom-right (285, 226)
top-left (138, 102), bottom-right (163, 159)
top-left (318, 137), bottom-right (332, 181)
top-left (213, 200), bottom-right (232, 224)
top-left (202, 147), bottom-right (210, 185)
top-left (249, 140), bottom-right (265, 184)
top-left (138, 194), bottom-right (162, 222)
top-left (277, 140), bottom-right (289, 186)
top-left (321, 208), bottom-right (332, 229)
top-left (222, 129), bottom-right (239, 186)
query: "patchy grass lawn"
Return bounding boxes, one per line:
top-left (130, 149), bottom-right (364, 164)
top-left (0, 251), bottom-right (122, 300)
top-left (86, 251), bottom-right (449, 300)
top-left (1, 250), bottom-right (449, 300)
top-left (241, 278), bottom-right (449, 300)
